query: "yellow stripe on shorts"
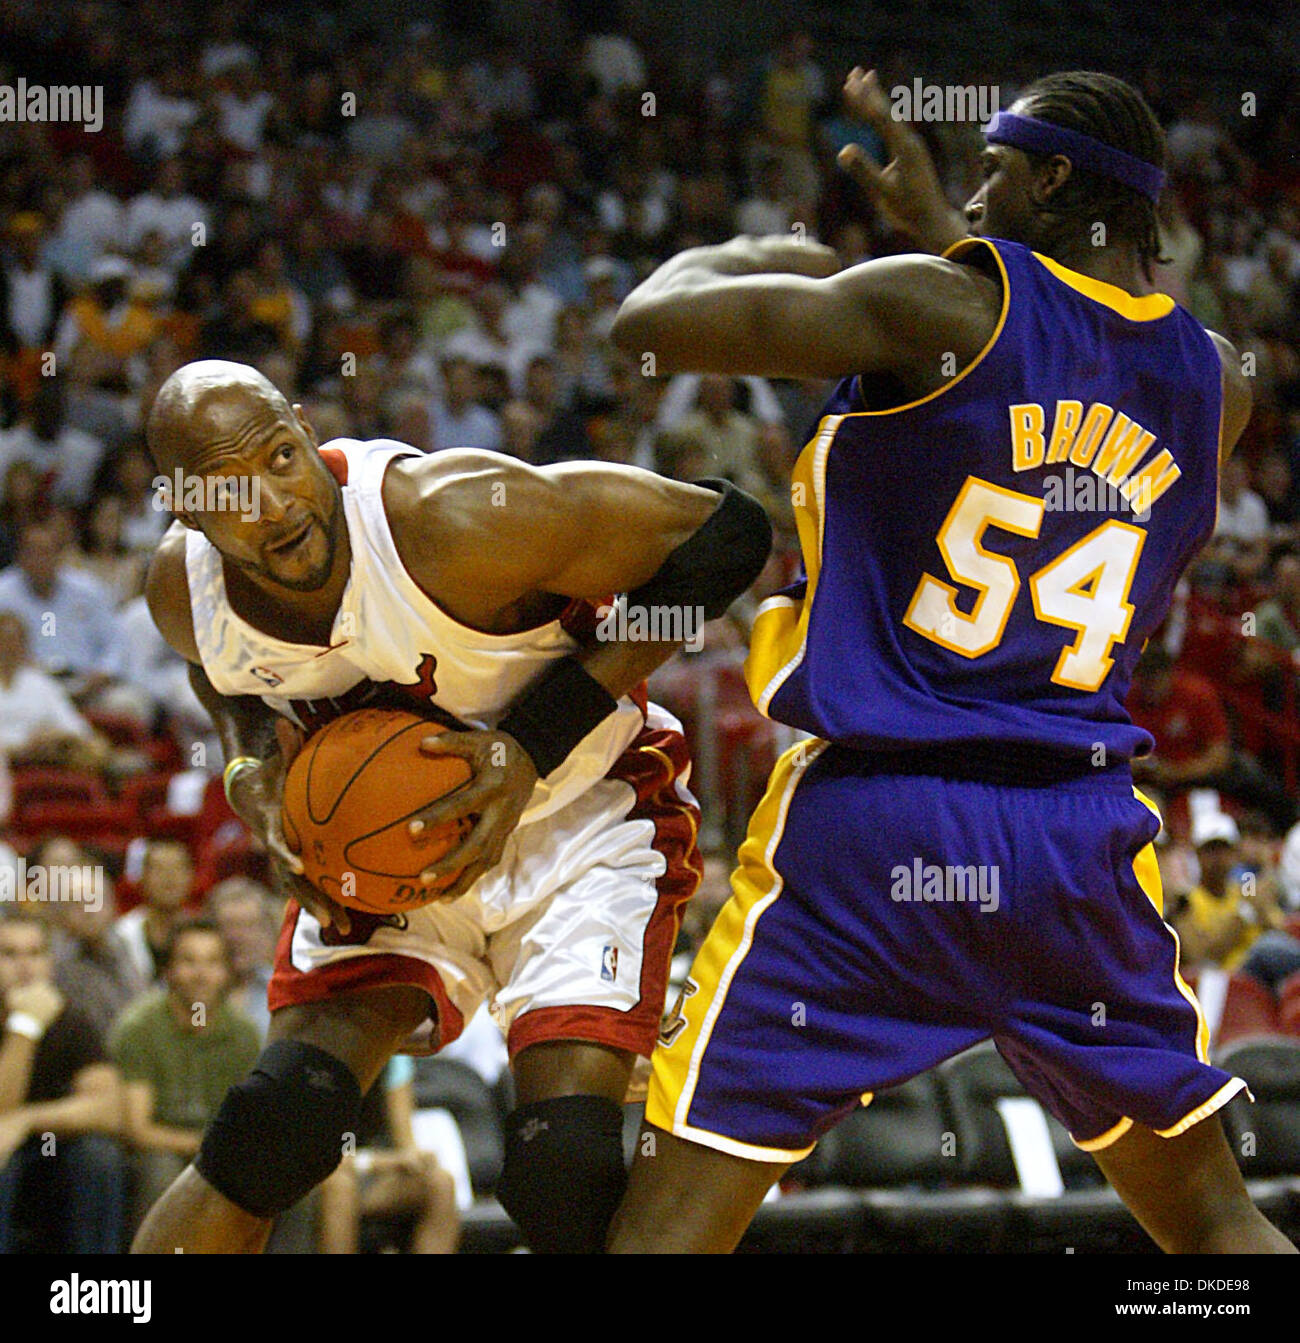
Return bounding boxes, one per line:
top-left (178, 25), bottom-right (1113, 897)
top-left (646, 739), bottom-right (826, 1163)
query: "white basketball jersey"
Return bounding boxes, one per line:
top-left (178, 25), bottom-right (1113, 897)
top-left (185, 437), bottom-right (646, 825)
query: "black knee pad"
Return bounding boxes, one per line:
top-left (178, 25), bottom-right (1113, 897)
top-left (497, 1095), bottom-right (627, 1254)
top-left (195, 1040), bottom-right (362, 1219)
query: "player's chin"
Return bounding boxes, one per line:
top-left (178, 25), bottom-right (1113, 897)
top-left (263, 535), bottom-right (332, 591)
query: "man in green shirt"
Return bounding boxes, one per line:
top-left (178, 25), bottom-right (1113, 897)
top-left (110, 918), bottom-right (260, 1231)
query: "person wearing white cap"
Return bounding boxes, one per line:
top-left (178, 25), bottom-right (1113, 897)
top-left (1178, 807), bottom-right (1300, 987)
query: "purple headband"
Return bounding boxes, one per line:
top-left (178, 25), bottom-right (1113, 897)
top-left (984, 110), bottom-right (1166, 202)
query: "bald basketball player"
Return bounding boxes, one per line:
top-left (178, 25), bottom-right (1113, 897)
top-left (133, 360), bottom-right (770, 1253)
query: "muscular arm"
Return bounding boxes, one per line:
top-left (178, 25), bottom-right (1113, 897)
top-left (610, 235), bottom-right (999, 384)
top-left (0, 1030), bottom-right (37, 1113)
top-left (9, 1063), bottom-right (123, 1138)
top-left (387, 454), bottom-right (751, 703)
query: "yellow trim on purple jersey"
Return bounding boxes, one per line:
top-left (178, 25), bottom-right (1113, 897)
top-left (1030, 252), bottom-right (1176, 322)
top-left (646, 740), bottom-right (826, 1164)
top-left (744, 417), bottom-right (837, 717)
top-left (743, 238), bottom-right (1013, 721)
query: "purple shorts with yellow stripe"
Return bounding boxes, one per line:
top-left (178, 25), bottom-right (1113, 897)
top-left (648, 741), bottom-right (1246, 1162)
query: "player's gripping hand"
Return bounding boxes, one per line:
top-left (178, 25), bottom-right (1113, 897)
top-left (226, 719), bottom-right (354, 936)
top-left (408, 729), bottom-right (540, 902)
top-left (837, 66), bottom-right (967, 253)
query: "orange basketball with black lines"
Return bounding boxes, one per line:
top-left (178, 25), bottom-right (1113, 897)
top-left (281, 708), bottom-right (472, 915)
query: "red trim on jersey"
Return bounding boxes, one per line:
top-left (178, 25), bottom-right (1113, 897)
top-left (267, 900), bottom-right (467, 1047)
top-left (319, 446), bottom-right (349, 485)
top-left (558, 595), bottom-right (612, 641)
top-left (505, 722), bottom-right (702, 1060)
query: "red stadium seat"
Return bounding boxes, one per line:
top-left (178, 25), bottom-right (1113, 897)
top-left (1216, 972), bottom-right (1280, 1046)
top-left (11, 767), bottom-right (105, 807)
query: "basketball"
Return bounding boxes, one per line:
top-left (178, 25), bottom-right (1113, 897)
top-left (281, 708), bottom-right (473, 915)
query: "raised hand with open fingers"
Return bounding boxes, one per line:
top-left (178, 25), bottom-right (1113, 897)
top-left (837, 66), bottom-right (968, 254)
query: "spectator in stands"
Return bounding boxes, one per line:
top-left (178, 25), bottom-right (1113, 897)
top-left (114, 839), bottom-right (196, 985)
top-left (0, 910), bottom-right (126, 1252)
top-left (1199, 456), bottom-right (1271, 586)
top-left (56, 258), bottom-right (160, 397)
top-left (123, 63), bottom-right (198, 163)
top-left (44, 839), bottom-right (146, 1043)
top-left (200, 269), bottom-right (282, 364)
top-left (431, 356), bottom-right (501, 452)
top-left (110, 917), bottom-right (260, 1232)
top-left (124, 158), bottom-right (210, 271)
top-left (49, 156), bottom-right (122, 284)
top-left (513, 353), bottom-right (591, 463)
top-left (0, 212), bottom-right (68, 364)
top-left (735, 154), bottom-right (798, 237)
top-left (70, 493), bottom-right (148, 607)
top-left (0, 379), bottom-right (105, 510)
top-left (1250, 550), bottom-right (1300, 656)
top-left (1131, 644), bottom-right (1296, 832)
top-left (0, 609), bottom-right (107, 769)
top-left (0, 521), bottom-right (119, 682)
top-left (1176, 810), bottom-right (1300, 991)
top-left (208, 877), bottom-right (279, 1041)
top-left (669, 374), bottom-right (772, 497)
top-left (316, 1054), bottom-right (459, 1254)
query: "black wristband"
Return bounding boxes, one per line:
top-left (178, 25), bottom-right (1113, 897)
top-left (497, 655), bottom-right (620, 780)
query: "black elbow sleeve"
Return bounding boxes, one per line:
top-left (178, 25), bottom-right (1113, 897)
top-left (628, 478), bottom-right (773, 623)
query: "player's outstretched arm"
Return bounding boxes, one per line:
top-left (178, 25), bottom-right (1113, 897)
top-left (611, 239), bottom-right (997, 381)
top-left (145, 526), bottom-right (355, 933)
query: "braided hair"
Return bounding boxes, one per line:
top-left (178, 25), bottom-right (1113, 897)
top-left (1016, 71), bottom-right (1168, 279)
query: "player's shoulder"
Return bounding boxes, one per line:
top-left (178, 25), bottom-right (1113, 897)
top-left (383, 449), bottom-right (560, 552)
top-left (144, 520), bottom-right (200, 664)
top-left (840, 247), bottom-right (1002, 311)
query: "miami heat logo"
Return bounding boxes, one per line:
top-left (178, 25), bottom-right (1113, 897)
top-left (290, 653), bottom-right (461, 735)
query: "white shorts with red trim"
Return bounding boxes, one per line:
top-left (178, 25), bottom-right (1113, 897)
top-left (268, 705), bottom-right (701, 1060)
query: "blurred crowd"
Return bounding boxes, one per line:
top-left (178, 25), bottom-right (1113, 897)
top-left (0, 0), bottom-right (1297, 1251)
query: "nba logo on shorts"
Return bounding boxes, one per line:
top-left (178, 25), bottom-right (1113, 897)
top-left (601, 944), bottom-right (619, 983)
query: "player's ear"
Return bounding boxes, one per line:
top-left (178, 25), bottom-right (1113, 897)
top-left (152, 473), bottom-right (200, 530)
top-left (1034, 154), bottom-right (1073, 206)
top-left (293, 403), bottom-right (319, 449)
